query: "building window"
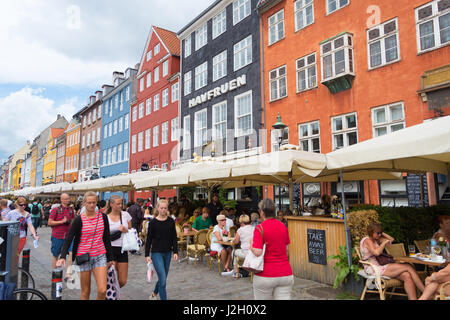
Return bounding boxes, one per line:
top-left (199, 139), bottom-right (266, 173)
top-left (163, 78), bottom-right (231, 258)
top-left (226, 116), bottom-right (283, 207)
top-left (171, 117), bottom-right (178, 142)
top-left (132, 106), bottom-right (137, 122)
top-left (415, 0), bottom-right (450, 53)
top-left (123, 142), bottom-right (129, 160)
top-left (184, 35), bottom-right (192, 58)
top-left (138, 131), bottom-right (144, 152)
top-left (368, 18), bottom-right (400, 69)
top-left (153, 126), bottom-right (159, 147)
top-left (154, 94), bottom-right (160, 111)
top-left (296, 52), bottom-right (317, 92)
top-left (320, 32), bottom-right (354, 82)
top-left (146, 50), bottom-right (152, 62)
top-left (298, 121), bottom-right (320, 153)
top-left (163, 60), bottom-right (169, 77)
top-left (183, 115), bottom-right (191, 150)
top-left (138, 103), bottom-right (144, 119)
top-left (233, 0), bottom-right (251, 25)
top-left (126, 86), bottom-right (130, 101)
top-left (162, 121), bottom-right (169, 144)
top-left (140, 78), bottom-right (144, 92)
top-left (269, 65), bottom-right (287, 101)
top-left (118, 144), bottom-right (122, 162)
top-left (161, 163), bottom-right (168, 171)
top-left (162, 88), bottom-right (169, 107)
top-left (131, 134), bottom-right (137, 154)
top-left (118, 116), bottom-right (123, 132)
top-left (154, 66), bottom-right (160, 83)
top-left (326, 0), bottom-right (349, 15)
top-left (213, 50), bottom-right (227, 82)
top-left (268, 9), bottom-right (285, 45)
top-left (146, 98), bottom-right (152, 115)
top-left (146, 72), bottom-right (152, 88)
top-left (112, 120), bottom-right (117, 135)
top-left (184, 71), bottom-right (192, 96)
top-left (294, 0), bottom-right (314, 31)
top-left (195, 23), bottom-right (208, 51)
top-left (102, 150), bottom-right (107, 166)
top-left (154, 43), bottom-right (160, 56)
top-left (235, 90), bottom-right (252, 137)
top-left (145, 129), bottom-right (151, 150)
top-left (103, 126), bottom-right (108, 139)
top-left (212, 101), bottom-right (227, 140)
top-left (331, 112), bottom-right (358, 150)
top-left (234, 35), bottom-right (252, 71)
top-left (171, 82), bottom-right (179, 102)
top-left (194, 109), bottom-right (208, 147)
top-left (124, 113), bottom-right (129, 130)
top-left (372, 102), bottom-right (405, 137)
top-left (213, 9), bottom-right (227, 39)
top-left (195, 61), bottom-right (208, 90)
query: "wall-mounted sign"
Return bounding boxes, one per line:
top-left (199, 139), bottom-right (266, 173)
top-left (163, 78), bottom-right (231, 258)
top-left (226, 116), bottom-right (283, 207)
top-left (189, 75), bottom-right (247, 108)
top-left (307, 228), bottom-right (327, 265)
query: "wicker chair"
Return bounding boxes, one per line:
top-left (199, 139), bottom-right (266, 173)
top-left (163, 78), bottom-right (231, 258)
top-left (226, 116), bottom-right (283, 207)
top-left (206, 229), bottom-right (221, 273)
top-left (235, 255), bottom-right (253, 283)
top-left (229, 225), bottom-right (237, 237)
top-left (355, 246), bottom-right (407, 300)
top-left (186, 229), bottom-right (208, 267)
top-left (436, 281), bottom-right (450, 300)
top-left (385, 243), bottom-right (407, 257)
top-left (175, 224), bottom-right (187, 258)
top-left (414, 240), bottom-right (429, 254)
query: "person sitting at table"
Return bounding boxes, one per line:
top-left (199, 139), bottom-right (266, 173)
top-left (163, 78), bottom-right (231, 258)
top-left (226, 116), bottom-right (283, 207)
top-left (250, 212), bottom-right (260, 227)
top-left (211, 214), bottom-right (233, 273)
top-left (188, 207), bottom-right (202, 225)
top-left (418, 263), bottom-right (450, 300)
top-left (232, 214), bottom-right (255, 277)
top-left (192, 207), bottom-right (213, 232)
top-left (220, 209), bottom-right (234, 230)
top-left (432, 215), bottom-right (450, 242)
top-left (360, 222), bottom-right (425, 300)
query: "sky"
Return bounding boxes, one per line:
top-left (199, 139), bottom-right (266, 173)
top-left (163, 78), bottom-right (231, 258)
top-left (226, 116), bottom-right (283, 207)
top-left (0, 0), bottom-right (214, 164)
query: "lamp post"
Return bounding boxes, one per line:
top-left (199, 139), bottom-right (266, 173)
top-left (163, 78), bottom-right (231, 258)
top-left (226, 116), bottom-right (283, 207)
top-left (272, 112), bottom-right (288, 149)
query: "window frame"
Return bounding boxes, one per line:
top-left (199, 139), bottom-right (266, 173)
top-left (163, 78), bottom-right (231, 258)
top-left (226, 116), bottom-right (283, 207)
top-left (294, 0), bottom-right (315, 32)
top-left (371, 102), bottom-right (406, 137)
top-left (213, 50), bottom-right (227, 82)
top-left (195, 23), bottom-right (208, 51)
top-left (326, 0), bottom-right (350, 15)
top-left (195, 61), bottom-right (208, 91)
top-left (269, 65), bottom-right (287, 101)
top-left (212, 100), bottom-right (228, 141)
top-left (233, 35), bottom-right (253, 71)
top-left (234, 90), bottom-right (253, 137)
top-left (320, 32), bottom-right (354, 82)
top-left (268, 9), bottom-right (285, 45)
top-left (298, 120), bottom-right (321, 153)
top-left (367, 17), bottom-right (401, 70)
top-left (212, 9), bottom-right (227, 39)
top-left (331, 112), bottom-right (358, 150)
top-left (296, 52), bottom-right (317, 93)
top-left (233, 0), bottom-right (251, 25)
top-left (194, 108), bottom-right (208, 148)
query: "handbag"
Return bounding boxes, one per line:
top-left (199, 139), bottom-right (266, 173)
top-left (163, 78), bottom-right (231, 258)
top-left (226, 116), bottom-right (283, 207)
top-left (110, 213), bottom-right (123, 242)
top-left (106, 265), bottom-right (120, 300)
top-left (375, 252), bottom-right (395, 265)
top-left (242, 225), bottom-right (265, 274)
top-left (121, 228), bottom-right (140, 253)
top-left (75, 214), bottom-right (99, 265)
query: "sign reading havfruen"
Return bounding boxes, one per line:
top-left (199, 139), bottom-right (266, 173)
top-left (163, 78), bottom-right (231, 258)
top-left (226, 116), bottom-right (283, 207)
top-left (189, 75), bottom-right (247, 108)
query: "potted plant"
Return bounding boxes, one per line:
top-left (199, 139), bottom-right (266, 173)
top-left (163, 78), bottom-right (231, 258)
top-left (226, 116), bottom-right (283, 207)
top-left (327, 245), bottom-right (363, 296)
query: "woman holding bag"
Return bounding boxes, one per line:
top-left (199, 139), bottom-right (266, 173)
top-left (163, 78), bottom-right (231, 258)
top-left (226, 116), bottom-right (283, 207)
top-left (250, 199), bottom-right (293, 300)
top-left (57, 191), bottom-right (113, 300)
top-left (145, 199), bottom-right (178, 300)
top-left (106, 195), bottom-right (132, 288)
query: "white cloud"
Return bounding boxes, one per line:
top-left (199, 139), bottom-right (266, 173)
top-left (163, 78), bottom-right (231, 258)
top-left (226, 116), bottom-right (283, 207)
top-left (0, 87), bottom-right (77, 157)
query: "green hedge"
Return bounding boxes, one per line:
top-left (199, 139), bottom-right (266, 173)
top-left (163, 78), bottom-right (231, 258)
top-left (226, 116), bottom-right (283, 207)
top-left (349, 204), bottom-right (450, 245)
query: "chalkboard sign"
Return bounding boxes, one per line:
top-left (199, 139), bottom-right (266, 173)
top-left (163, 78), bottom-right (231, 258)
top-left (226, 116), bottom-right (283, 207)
top-left (307, 229), bottom-right (327, 265)
top-left (406, 174), bottom-right (429, 207)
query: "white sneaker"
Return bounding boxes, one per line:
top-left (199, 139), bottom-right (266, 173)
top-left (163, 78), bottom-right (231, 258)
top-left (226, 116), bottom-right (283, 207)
top-left (221, 270), bottom-right (234, 276)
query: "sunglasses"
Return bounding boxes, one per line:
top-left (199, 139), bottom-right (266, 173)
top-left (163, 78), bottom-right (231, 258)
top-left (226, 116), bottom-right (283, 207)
top-left (18, 203), bottom-right (27, 207)
top-left (219, 219), bottom-right (226, 222)
top-left (377, 232), bottom-right (383, 235)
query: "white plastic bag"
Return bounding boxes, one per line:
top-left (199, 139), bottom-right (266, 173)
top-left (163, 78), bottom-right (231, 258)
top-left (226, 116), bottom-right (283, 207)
top-left (121, 228), bottom-right (139, 253)
top-left (147, 261), bottom-right (155, 283)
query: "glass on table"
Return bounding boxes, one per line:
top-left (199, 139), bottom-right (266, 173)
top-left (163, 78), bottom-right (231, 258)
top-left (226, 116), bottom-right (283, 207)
top-left (408, 245), bottom-right (416, 256)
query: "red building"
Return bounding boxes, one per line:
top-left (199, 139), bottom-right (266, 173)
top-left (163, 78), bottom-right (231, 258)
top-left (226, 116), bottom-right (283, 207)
top-left (129, 26), bottom-right (181, 202)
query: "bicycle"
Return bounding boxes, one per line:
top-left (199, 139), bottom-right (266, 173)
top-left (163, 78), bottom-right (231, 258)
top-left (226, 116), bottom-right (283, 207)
top-left (12, 267), bottom-right (47, 300)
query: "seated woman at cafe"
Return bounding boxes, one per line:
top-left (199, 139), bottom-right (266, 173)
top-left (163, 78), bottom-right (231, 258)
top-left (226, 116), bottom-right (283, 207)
top-left (188, 207), bottom-right (202, 225)
top-left (419, 263), bottom-right (450, 300)
top-left (432, 215), bottom-right (450, 242)
top-left (360, 222), bottom-right (425, 300)
top-left (232, 214), bottom-right (254, 276)
top-left (211, 214), bottom-right (233, 273)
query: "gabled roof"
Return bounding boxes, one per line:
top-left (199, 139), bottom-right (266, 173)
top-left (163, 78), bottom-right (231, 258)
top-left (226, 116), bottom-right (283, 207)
top-left (51, 127), bottom-right (65, 139)
top-left (137, 25), bottom-right (180, 75)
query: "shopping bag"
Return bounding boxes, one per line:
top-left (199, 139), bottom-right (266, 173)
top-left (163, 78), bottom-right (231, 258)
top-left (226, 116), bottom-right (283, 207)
top-left (242, 225), bottom-right (265, 274)
top-left (147, 261), bottom-right (155, 283)
top-left (106, 265), bottom-right (120, 300)
top-left (121, 228), bottom-right (139, 253)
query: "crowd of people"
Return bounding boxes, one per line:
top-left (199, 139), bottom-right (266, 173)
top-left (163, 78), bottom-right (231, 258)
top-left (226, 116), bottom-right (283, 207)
top-left (1, 192), bottom-right (449, 300)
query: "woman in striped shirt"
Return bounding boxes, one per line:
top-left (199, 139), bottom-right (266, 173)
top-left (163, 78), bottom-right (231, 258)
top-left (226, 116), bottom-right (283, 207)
top-left (57, 191), bottom-right (113, 300)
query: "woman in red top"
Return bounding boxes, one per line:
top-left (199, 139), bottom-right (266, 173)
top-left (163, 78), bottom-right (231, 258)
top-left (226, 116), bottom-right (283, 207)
top-left (250, 198), bottom-right (293, 300)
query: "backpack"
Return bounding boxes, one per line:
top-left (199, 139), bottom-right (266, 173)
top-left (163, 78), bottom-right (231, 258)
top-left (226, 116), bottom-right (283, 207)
top-left (31, 203), bottom-right (40, 215)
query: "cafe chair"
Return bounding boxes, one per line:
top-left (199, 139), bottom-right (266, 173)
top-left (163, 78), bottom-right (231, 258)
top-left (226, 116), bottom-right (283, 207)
top-left (436, 281), bottom-right (450, 300)
top-left (235, 255), bottom-right (253, 283)
top-left (206, 229), bottom-right (221, 274)
top-left (355, 246), bottom-right (407, 300)
top-left (186, 229), bottom-right (208, 267)
top-left (414, 240), bottom-right (429, 254)
top-left (175, 224), bottom-right (187, 258)
top-left (385, 243), bottom-right (407, 257)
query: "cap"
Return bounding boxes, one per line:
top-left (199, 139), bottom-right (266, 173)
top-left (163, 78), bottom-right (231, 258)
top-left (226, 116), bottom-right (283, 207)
top-left (216, 214), bottom-right (226, 222)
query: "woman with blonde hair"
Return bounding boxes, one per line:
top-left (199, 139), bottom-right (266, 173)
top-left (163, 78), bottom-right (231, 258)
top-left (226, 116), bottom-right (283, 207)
top-left (57, 191), bottom-right (113, 300)
top-left (145, 199), bottom-right (178, 300)
top-left (106, 195), bottom-right (132, 288)
top-left (232, 214), bottom-right (254, 277)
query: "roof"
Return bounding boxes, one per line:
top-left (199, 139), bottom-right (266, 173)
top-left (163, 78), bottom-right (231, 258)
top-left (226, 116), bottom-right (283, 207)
top-left (51, 127), bottom-right (65, 139)
top-left (154, 26), bottom-right (180, 56)
top-left (177, 0), bottom-right (222, 36)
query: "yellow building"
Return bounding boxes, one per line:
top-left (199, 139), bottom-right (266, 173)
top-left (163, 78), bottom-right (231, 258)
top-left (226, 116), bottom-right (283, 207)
top-left (7, 141), bottom-right (30, 191)
top-left (43, 128), bottom-right (65, 185)
top-left (29, 146), bottom-right (38, 187)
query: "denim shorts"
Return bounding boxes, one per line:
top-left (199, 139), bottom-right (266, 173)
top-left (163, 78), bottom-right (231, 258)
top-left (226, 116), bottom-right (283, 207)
top-left (51, 237), bottom-right (73, 257)
top-left (76, 253), bottom-right (107, 272)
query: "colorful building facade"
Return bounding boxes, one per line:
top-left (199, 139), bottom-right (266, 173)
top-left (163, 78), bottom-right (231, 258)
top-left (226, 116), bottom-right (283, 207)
top-left (64, 119), bottom-right (81, 183)
top-left (43, 128), bottom-right (65, 185)
top-left (257, 0), bottom-right (450, 208)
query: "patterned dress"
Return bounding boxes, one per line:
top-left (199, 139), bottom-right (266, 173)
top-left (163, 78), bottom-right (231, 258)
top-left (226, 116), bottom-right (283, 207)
top-left (360, 237), bottom-right (390, 276)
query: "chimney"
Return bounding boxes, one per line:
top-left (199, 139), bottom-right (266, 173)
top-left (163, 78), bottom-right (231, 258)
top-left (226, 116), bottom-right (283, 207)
top-left (113, 71), bottom-right (125, 87)
top-left (95, 90), bottom-right (103, 101)
top-left (89, 95), bottom-right (96, 105)
top-left (102, 84), bottom-right (114, 96)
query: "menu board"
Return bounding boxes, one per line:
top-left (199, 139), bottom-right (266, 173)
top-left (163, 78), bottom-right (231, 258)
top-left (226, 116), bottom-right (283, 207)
top-left (406, 174), bottom-right (429, 207)
top-left (307, 229), bottom-right (327, 265)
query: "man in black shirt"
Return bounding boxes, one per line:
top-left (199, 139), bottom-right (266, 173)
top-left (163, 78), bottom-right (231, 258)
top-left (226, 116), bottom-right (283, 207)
top-left (207, 194), bottom-right (223, 226)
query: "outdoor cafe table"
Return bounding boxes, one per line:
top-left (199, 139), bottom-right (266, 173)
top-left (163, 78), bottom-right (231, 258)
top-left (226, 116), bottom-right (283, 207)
top-left (395, 256), bottom-right (449, 269)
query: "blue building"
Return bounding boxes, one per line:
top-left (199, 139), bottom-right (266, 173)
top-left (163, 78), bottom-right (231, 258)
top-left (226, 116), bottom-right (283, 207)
top-left (100, 68), bottom-right (138, 201)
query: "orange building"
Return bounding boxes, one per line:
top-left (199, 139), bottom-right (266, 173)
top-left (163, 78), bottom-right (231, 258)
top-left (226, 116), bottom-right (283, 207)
top-left (64, 118), bottom-right (81, 183)
top-left (257, 0), bottom-right (449, 208)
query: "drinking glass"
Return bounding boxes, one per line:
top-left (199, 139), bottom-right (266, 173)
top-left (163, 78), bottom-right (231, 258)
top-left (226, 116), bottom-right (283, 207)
top-left (408, 245), bottom-right (416, 256)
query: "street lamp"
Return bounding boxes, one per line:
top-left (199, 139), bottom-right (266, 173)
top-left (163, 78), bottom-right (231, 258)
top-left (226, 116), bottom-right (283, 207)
top-left (272, 112), bottom-right (288, 149)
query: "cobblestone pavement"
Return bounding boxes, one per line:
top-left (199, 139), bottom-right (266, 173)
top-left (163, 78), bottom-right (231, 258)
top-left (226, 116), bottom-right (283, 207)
top-left (23, 225), bottom-right (340, 300)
